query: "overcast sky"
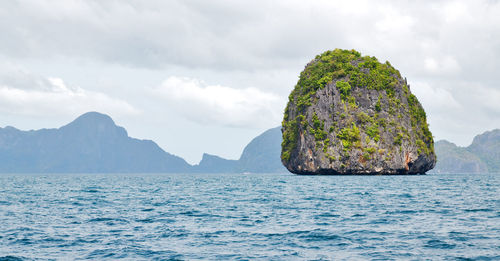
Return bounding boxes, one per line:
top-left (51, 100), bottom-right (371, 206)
top-left (1, 0), bottom-right (499, 164)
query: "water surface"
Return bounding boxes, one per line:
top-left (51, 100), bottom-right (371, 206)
top-left (0, 173), bottom-right (499, 260)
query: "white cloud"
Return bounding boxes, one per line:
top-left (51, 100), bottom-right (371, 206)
top-left (442, 1), bottom-right (469, 23)
top-left (423, 56), bottom-right (461, 75)
top-left (0, 66), bottom-right (138, 117)
top-left (458, 82), bottom-right (500, 115)
top-left (0, 0), bottom-right (497, 76)
top-left (152, 76), bottom-right (284, 128)
top-left (375, 6), bottom-right (415, 33)
top-left (411, 81), bottom-right (461, 112)
top-left (0, 0), bottom-right (499, 159)
top-left (411, 79), bottom-right (500, 146)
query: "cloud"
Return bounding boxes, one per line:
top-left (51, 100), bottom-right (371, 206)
top-left (0, 0), bottom-right (499, 159)
top-left (423, 56), bottom-right (461, 75)
top-left (411, 81), bottom-right (461, 112)
top-left (410, 78), bottom-right (500, 146)
top-left (375, 6), bottom-right (415, 33)
top-left (454, 82), bottom-right (500, 117)
top-left (0, 65), bottom-right (138, 117)
top-left (442, 1), bottom-right (469, 23)
top-left (152, 76), bottom-right (284, 128)
top-left (0, 0), bottom-right (498, 75)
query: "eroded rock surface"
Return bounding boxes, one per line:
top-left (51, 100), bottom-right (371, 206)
top-left (281, 49), bottom-right (436, 175)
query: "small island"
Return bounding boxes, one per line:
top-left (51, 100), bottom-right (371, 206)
top-left (281, 49), bottom-right (436, 175)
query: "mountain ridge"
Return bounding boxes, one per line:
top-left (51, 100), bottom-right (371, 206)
top-left (0, 112), bottom-right (191, 173)
top-left (430, 129), bottom-right (500, 174)
top-left (192, 127), bottom-right (287, 173)
top-left (0, 112), bottom-right (497, 174)
top-left (0, 112), bottom-right (287, 173)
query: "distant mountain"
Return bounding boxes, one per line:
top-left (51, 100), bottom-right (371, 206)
top-left (430, 129), bottom-right (500, 174)
top-left (0, 112), bottom-right (288, 173)
top-left (0, 112), bottom-right (191, 173)
top-left (193, 127), bottom-right (288, 173)
top-left (192, 153), bottom-right (238, 173)
top-left (236, 127), bottom-right (287, 173)
top-left (467, 129), bottom-right (500, 173)
top-left (220, 127), bottom-right (499, 174)
top-left (430, 140), bottom-right (488, 174)
top-left (206, 127), bottom-right (499, 174)
top-left (4, 111), bottom-right (495, 174)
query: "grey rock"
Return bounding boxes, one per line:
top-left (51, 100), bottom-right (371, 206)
top-left (281, 49), bottom-right (436, 175)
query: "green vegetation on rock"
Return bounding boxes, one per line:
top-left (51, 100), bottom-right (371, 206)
top-left (337, 123), bottom-right (361, 151)
top-left (281, 48), bottom-right (436, 175)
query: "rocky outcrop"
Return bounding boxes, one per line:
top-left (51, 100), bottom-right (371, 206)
top-left (281, 49), bottom-right (436, 175)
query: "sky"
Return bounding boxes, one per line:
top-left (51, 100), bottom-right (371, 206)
top-left (0, 0), bottom-right (499, 164)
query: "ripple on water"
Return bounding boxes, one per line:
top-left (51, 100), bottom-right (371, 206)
top-left (87, 217), bottom-right (128, 224)
top-left (464, 208), bottom-right (493, 212)
top-left (0, 256), bottom-right (28, 261)
top-left (424, 239), bottom-right (457, 249)
top-left (0, 173), bottom-right (498, 260)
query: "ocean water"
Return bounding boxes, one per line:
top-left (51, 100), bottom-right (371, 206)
top-left (0, 173), bottom-right (498, 260)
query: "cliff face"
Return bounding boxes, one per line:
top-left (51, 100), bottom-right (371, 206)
top-left (281, 49), bottom-right (436, 175)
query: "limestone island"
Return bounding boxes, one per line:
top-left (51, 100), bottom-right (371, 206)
top-left (281, 49), bottom-right (436, 175)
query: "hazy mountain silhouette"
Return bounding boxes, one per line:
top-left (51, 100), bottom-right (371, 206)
top-left (429, 140), bottom-right (488, 174)
top-left (236, 127), bottom-right (287, 173)
top-left (0, 112), bottom-right (191, 173)
top-left (192, 127), bottom-right (287, 173)
top-left (430, 129), bottom-right (500, 174)
top-left (0, 112), bottom-right (287, 173)
top-left (466, 129), bottom-right (500, 173)
top-left (3, 111), bottom-right (495, 174)
top-left (192, 153), bottom-right (238, 173)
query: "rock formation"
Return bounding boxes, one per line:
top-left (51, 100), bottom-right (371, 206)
top-left (281, 49), bottom-right (436, 174)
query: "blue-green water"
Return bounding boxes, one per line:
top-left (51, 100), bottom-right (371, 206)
top-left (0, 173), bottom-right (499, 260)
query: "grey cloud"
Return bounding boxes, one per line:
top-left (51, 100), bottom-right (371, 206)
top-left (0, 0), bottom-right (494, 77)
top-left (0, 63), bottom-right (56, 91)
top-left (0, 1), bottom-right (368, 70)
top-left (0, 63), bottom-right (138, 117)
top-left (0, 0), bottom-right (499, 156)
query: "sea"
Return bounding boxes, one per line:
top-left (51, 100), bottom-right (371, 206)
top-left (0, 173), bottom-right (498, 260)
